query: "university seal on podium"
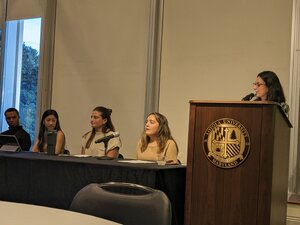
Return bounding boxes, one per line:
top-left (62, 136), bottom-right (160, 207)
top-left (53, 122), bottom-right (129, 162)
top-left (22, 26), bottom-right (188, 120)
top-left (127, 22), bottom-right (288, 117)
top-left (203, 118), bottom-right (250, 168)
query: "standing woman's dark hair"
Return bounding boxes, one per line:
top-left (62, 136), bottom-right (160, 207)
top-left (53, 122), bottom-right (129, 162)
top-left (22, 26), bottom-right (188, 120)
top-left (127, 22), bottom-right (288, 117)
top-left (257, 71), bottom-right (286, 103)
top-left (254, 71), bottom-right (289, 114)
top-left (37, 109), bottom-right (62, 150)
top-left (85, 106), bottom-right (115, 149)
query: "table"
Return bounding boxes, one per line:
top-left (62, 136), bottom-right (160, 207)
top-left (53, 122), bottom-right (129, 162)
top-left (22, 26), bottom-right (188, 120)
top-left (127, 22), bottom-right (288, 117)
top-left (0, 151), bottom-right (186, 225)
top-left (0, 200), bottom-right (121, 225)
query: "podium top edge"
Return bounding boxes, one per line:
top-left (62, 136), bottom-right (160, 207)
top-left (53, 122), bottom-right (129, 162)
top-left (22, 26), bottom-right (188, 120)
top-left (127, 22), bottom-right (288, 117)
top-left (189, 100), bottom-right (292, 128)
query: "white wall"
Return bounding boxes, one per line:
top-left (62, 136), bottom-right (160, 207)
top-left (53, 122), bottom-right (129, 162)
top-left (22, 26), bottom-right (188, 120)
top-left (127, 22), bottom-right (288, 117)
top-left (52, 0), bottom-right (151, 157)
top-left (51, 0), bottom-right (293, 163)
top-left (160, 0), bottom-right (293, 163)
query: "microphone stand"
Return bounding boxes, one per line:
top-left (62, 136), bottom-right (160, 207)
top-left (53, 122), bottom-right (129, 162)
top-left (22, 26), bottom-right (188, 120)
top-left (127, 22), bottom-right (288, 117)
top-left (97, 140), bottom-right (114, 160)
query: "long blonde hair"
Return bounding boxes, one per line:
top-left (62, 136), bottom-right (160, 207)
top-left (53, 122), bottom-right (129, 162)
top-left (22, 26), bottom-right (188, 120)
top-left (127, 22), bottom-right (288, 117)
top-left (140, 112), bottom-right (178, 153)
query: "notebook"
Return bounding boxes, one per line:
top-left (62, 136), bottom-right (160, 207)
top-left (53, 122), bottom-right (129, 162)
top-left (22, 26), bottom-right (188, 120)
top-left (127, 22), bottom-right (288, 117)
top-left (0, 134), bottom-right (21, 152)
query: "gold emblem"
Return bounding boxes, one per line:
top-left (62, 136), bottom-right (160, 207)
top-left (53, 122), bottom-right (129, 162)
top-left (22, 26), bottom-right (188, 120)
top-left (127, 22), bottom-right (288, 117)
top-left (203, 118), bottom-right (250, 168)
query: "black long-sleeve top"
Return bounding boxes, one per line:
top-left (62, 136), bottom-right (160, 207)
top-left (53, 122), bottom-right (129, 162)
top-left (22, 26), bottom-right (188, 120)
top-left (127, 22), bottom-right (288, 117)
top-left (1, 126), bottom-right (31, 151)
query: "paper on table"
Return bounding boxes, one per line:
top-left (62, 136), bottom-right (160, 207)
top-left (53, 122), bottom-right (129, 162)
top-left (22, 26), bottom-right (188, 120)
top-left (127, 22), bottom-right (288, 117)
top-left (73, 154), bottom-right (90, 157)
top-left (118, 160), bottom-right (155, 164)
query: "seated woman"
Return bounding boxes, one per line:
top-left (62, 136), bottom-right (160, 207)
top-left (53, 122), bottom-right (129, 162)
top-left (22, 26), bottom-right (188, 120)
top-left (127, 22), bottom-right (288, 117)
top-left (136, 112), bottom-right (179, 164)
top-left (32, 109), bottom-right (65, 154)
top-left (252, 71), bottom-right (289, 113)
top-left (81, 106), bottom-right (121, 158)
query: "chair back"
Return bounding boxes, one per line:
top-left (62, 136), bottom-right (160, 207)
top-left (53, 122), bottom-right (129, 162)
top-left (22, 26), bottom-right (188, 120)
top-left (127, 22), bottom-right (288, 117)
top-left (69, 182), bottom-right (172, 225)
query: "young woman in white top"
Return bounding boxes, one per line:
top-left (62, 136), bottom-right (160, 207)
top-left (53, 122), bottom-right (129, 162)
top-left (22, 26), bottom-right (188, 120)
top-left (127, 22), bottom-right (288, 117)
top-left (81, 106), bottom-right (121, 158)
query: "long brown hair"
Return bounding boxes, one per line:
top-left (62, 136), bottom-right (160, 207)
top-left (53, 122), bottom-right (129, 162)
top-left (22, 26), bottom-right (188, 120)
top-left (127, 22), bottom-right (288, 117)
top-left (140, 112), bottom-right (178, 153)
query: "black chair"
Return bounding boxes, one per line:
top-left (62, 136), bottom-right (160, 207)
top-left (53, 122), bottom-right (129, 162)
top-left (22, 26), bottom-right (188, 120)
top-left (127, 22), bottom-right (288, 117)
top-left (69, 182), bottom-right (172, 225)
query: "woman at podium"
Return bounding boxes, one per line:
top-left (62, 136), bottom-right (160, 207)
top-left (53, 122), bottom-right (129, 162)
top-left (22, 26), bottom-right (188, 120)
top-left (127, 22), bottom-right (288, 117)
top-left (136, 112), bottom-right (179, 164)
top-left (243, 71), bottom-right (289, 114)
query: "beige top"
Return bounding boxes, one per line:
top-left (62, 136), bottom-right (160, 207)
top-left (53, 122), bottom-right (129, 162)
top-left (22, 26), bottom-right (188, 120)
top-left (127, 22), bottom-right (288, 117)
top-left (82, 130), bottom-right (122, 157)
top-left (136, 139), bottom-right (178, 164)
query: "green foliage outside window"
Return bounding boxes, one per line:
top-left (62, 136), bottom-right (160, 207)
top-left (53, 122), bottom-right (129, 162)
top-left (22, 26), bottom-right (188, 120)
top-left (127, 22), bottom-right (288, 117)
top-left (20, 43), bottom-right (39, 143)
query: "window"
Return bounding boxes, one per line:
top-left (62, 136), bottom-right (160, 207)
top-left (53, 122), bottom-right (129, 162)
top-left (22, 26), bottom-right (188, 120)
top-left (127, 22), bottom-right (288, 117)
top-left (0, 18), bottom-right (41, 144)
top-left (0, 0), bottom-right (57, 150)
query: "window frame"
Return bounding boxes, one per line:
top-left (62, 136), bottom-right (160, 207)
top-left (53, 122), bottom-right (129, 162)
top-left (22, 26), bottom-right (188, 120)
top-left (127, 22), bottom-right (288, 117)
top-left (0, 0), bottom-right (56, 141)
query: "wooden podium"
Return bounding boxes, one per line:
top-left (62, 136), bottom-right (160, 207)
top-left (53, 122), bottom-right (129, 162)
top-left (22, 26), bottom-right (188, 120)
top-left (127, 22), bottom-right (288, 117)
top-left (185, 101), bottom-right (292, 225)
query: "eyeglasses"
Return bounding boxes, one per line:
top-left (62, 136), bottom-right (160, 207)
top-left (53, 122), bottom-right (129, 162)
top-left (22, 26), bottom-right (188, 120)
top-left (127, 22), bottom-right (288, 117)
top-left (252, 82), bottom-right (265, 87)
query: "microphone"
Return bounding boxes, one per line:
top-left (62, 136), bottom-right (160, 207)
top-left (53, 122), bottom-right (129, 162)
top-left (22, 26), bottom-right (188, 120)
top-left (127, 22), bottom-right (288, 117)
top-left (279, 102), bottom-right (290, 114)
top-left (242, 93), bottom-right (256, 101)
top-left (94, 131), bottom-right (120, 144)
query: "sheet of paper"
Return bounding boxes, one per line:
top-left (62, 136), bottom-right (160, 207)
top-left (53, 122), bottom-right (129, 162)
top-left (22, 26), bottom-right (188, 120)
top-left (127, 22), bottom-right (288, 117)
top-left (72, 154), bottom-right (90, 158)
top-left (118, 160), bottom-right (155, 164)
